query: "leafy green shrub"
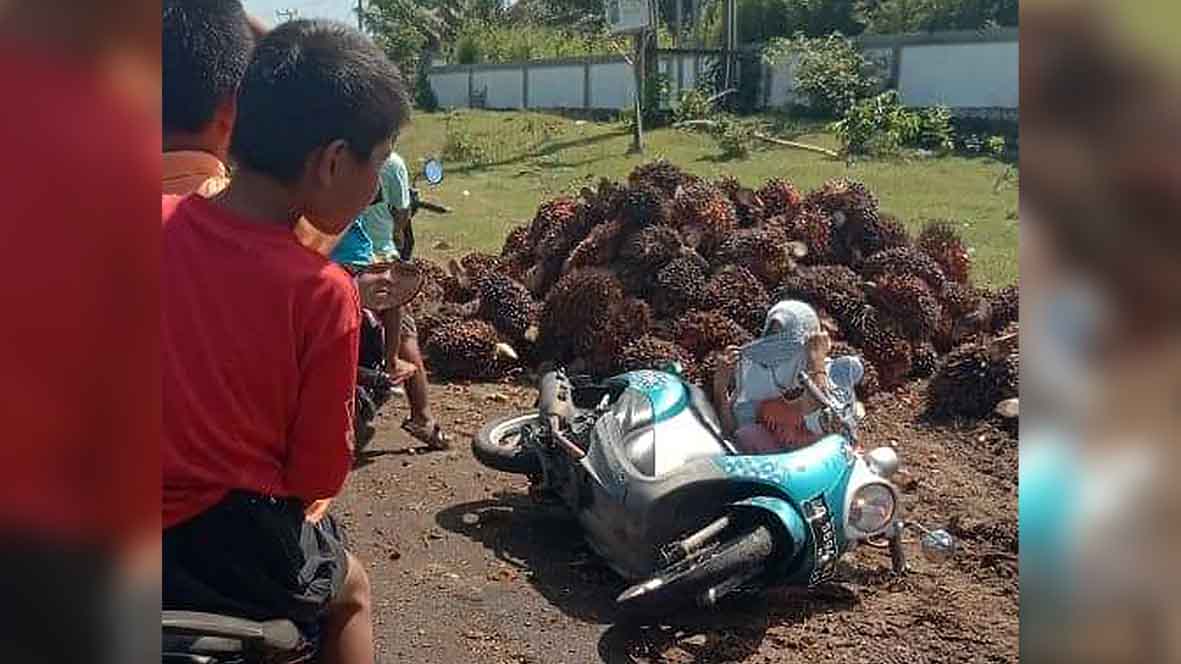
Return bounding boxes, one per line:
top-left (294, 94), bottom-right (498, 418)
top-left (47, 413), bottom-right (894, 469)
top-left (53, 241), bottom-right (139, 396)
top-left (765, 32), bottom-right (879, 118)
top-left (442, 113), bottom-right (491, 164)
top-left (916, 105), bottom-right (955, 152)
top-left (987, 135), bottom-right (1007, 158)
top-left (831, 91), bottom-right (956, 156)
top-left (415, 66), bottom-right (439, 112)
top-left (674, 86), bottom-right (714, 124)
top-left (710, 116), bottom-right (760, 160)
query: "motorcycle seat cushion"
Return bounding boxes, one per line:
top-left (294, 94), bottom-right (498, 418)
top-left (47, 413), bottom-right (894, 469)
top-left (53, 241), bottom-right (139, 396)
top-left (161, 611), bottom-right (303, 651)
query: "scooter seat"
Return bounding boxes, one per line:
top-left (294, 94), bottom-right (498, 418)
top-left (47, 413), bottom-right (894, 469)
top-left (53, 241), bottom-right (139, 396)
top-left (161, 611), bottom-right (303, 651)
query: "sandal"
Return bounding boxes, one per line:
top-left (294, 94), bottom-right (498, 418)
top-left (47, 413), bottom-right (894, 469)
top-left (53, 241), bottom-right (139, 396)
top-left (389, 358), bottom-right (418, 385)
top-left (401, 417), bottom-right (451, 451)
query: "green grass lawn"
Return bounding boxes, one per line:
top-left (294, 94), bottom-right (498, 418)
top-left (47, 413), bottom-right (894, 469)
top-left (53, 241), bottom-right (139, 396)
top-left (397, 110), bottom-right (1019, 287)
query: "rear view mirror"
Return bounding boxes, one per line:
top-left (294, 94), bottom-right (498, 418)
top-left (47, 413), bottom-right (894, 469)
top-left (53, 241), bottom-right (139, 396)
top-left (423, 159), bottom-right (444, 186)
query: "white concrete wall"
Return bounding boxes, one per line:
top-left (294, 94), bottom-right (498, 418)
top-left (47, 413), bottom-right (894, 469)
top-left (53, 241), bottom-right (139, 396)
top-left (897, 42), bottom-right (1018, 108)
top-left (766, 53), bottom-right (802, 107)
top-left (427, 33), bottom-right (1017, 112)
top-left (472, 68), bottom-right (524, 109)
top-left (431, 71), bottom-right (469, 109)
top-left (589, 61), bottom-right (635, 110)
top-left (528, 65), bottom-right (585, 108)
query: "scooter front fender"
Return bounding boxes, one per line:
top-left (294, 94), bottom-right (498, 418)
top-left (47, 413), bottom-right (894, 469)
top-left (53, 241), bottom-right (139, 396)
top-left (732, 495), bottom-right (807, 563)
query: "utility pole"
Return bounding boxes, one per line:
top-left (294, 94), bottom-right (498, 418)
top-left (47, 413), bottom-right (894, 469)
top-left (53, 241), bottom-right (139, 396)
top-left (629, 29), bottom-right (645, 154)
top-left (356, 0), bottom-right (364, 31)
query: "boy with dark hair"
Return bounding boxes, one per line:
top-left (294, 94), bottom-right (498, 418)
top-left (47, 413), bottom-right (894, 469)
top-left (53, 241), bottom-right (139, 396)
top-left (162, 0), bottom-right (255, 196)
top-left (162, 19), bottom-right (410, 664)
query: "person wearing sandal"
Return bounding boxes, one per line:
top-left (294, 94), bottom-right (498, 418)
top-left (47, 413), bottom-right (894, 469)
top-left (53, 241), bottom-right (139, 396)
top-left (331, 165), bottom-right (451, 451)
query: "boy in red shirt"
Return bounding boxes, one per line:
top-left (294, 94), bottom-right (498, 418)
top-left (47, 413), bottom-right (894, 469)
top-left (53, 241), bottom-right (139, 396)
top-left (162, 19), bottom-right (409, 664)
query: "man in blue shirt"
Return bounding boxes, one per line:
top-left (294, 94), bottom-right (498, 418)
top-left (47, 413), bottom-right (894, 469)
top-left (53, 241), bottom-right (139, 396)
top-left (331, 154), bottom-right (449, 449)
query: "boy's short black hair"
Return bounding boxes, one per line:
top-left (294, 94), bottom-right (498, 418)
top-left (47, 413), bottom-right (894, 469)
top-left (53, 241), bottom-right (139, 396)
top-left (163, 0), bottom-right (254, 134)
top-left (230, 20), bottom-right (410, 184)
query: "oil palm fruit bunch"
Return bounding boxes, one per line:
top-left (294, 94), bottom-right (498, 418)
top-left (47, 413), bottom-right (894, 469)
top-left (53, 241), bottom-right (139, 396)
top-left (702, 265), bottom-right (770, 335)
top-left (529, 196), bottom-right (594, 265)
top-left (670, 182), bottom-right (737, 254)
top-left (715, 175), bottom-right (766, 228)
top-left (562, 218), bottom-right (626, 274)
top-left (988, 283), bottom-right (1019, 332)
top-left (617, 224), bottom-right (684, 273)
top-left (620, 182), bottom-right (671, 228)
top-left (777, 264), bottom-right (866, 313)
top-left (415, 302), bottom-right (471, 347)
top-left (757, 178), bottom-right (802, 221)
top-left (916, 220), bottom-right (972, 284)
top-left (629, 160), bottom-right (699, 198)
top-left (909, 342), bottom-right (939, 379)
top-left (926, 332), bottom-right (1019, 418)
top-left (617, 335), bottom-right (696, 377)
top-left (648, 253), bottom-right (709, 317)
top-left (711, 227), bottom-right (805, 289)
top-left (779, 205), bottom-right (834, 264)
top-left (500, 224), bottom-right (531, 257)
top-left (860, 246), bottom-right (948, 293)
top-left (866, 273), bottom-right (942, 341)
top-left (672, 310), bottom-right (753, 359)
top-left (460, 270), bottom-right (539, 344)
top-left (536, 268), bottom-right (624, 362)
top-left (423, 319), bottom-right (519, 379)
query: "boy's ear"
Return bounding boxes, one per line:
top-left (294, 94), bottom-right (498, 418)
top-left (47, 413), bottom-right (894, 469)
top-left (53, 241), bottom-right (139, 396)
top-left (212, 95), bottom-right (237, 146)
top-left (315, 139), bottom-right (351, 187)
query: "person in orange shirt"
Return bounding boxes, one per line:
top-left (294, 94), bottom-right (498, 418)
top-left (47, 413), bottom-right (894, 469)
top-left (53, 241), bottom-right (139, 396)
top-left (162, 0), bottom-right (258, 197)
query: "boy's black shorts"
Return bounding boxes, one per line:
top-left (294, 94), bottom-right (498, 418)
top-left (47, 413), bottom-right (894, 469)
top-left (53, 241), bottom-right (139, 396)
top-left (162, 491), bottom-right (348, 632)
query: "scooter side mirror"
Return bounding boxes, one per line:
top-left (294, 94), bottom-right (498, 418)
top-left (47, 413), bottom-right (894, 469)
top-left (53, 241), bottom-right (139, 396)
top-left (423, 159), bottom-right (444, 186)
top-left (920, 528), bottom-right (957, 564)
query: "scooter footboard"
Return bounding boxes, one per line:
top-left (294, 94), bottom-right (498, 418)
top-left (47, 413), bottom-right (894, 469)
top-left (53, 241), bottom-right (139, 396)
top-left (730, 496), bottom-right (807, 567)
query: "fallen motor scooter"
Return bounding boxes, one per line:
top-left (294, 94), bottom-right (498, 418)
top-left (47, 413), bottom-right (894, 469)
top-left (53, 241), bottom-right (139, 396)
top-left (471, 358), bottom-right (956, 615)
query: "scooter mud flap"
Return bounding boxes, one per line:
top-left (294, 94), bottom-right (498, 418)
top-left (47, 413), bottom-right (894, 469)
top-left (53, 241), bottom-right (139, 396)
top-left (731, 496), bottom-right (806, 563)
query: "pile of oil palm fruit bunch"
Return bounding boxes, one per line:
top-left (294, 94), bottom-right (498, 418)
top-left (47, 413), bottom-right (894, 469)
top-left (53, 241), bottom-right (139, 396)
top-left (411, 160), bottom-right (1019, 421)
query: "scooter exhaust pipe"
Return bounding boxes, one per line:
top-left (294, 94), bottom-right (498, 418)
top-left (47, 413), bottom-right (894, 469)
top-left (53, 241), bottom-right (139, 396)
top-left (660, 515), bottom-right (732, 566)
top-left (697, 563), bottom-right (764, 608)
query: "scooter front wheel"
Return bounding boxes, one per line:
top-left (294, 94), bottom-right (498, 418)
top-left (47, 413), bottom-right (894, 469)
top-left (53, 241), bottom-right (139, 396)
top-left (616, 523), bottom-right (775, 617)
top-left (472, 412), bottom-right (544, 475)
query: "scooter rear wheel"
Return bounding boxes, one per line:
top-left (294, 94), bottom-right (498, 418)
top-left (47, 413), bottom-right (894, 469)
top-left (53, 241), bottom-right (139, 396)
top-left (616, 523), bottom-right (776, 617)
top-left (472, 412), bottom-right (544, 475)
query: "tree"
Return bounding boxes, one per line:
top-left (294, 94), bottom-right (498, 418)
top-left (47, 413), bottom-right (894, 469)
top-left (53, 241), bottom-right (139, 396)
top-left (856, 0), bottom-right (1018, 34)
top-left (700, 0), bottom-right (865, 47)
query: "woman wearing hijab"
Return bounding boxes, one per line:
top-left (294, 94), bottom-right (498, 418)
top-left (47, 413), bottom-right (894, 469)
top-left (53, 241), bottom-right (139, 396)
top-left (712, 300), bottom-right (864, 454)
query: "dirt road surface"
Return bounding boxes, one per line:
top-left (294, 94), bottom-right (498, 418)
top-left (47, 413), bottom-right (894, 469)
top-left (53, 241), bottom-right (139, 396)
top-left (336, 379), bottom-right (1018, 663)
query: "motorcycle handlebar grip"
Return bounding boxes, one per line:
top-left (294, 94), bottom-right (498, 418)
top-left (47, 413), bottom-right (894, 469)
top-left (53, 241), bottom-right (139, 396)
top-left (537, 371), bottom-right (575, 423)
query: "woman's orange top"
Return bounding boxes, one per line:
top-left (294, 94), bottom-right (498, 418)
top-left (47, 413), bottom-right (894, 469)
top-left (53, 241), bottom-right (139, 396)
top-left (755, 398), bottom-right (824, 449)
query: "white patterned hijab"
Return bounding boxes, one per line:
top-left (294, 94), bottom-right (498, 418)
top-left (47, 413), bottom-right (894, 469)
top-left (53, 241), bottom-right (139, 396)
top-left (732, 300), bottom-right (863, 426)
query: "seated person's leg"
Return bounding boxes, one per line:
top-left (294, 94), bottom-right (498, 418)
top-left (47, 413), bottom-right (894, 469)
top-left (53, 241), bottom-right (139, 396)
top-left (321, 552), bottom-right (373, 664)
top-left (398, 311), bottom-right (450, 450)
top-left (378, 306), bottom-right (417, 383)
top-left (734, 422), bottom-right (780, 455)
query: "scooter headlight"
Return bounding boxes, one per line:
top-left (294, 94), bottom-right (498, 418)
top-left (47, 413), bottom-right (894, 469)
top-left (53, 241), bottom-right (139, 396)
top-left (848, 483), bottom-right (896, 534)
